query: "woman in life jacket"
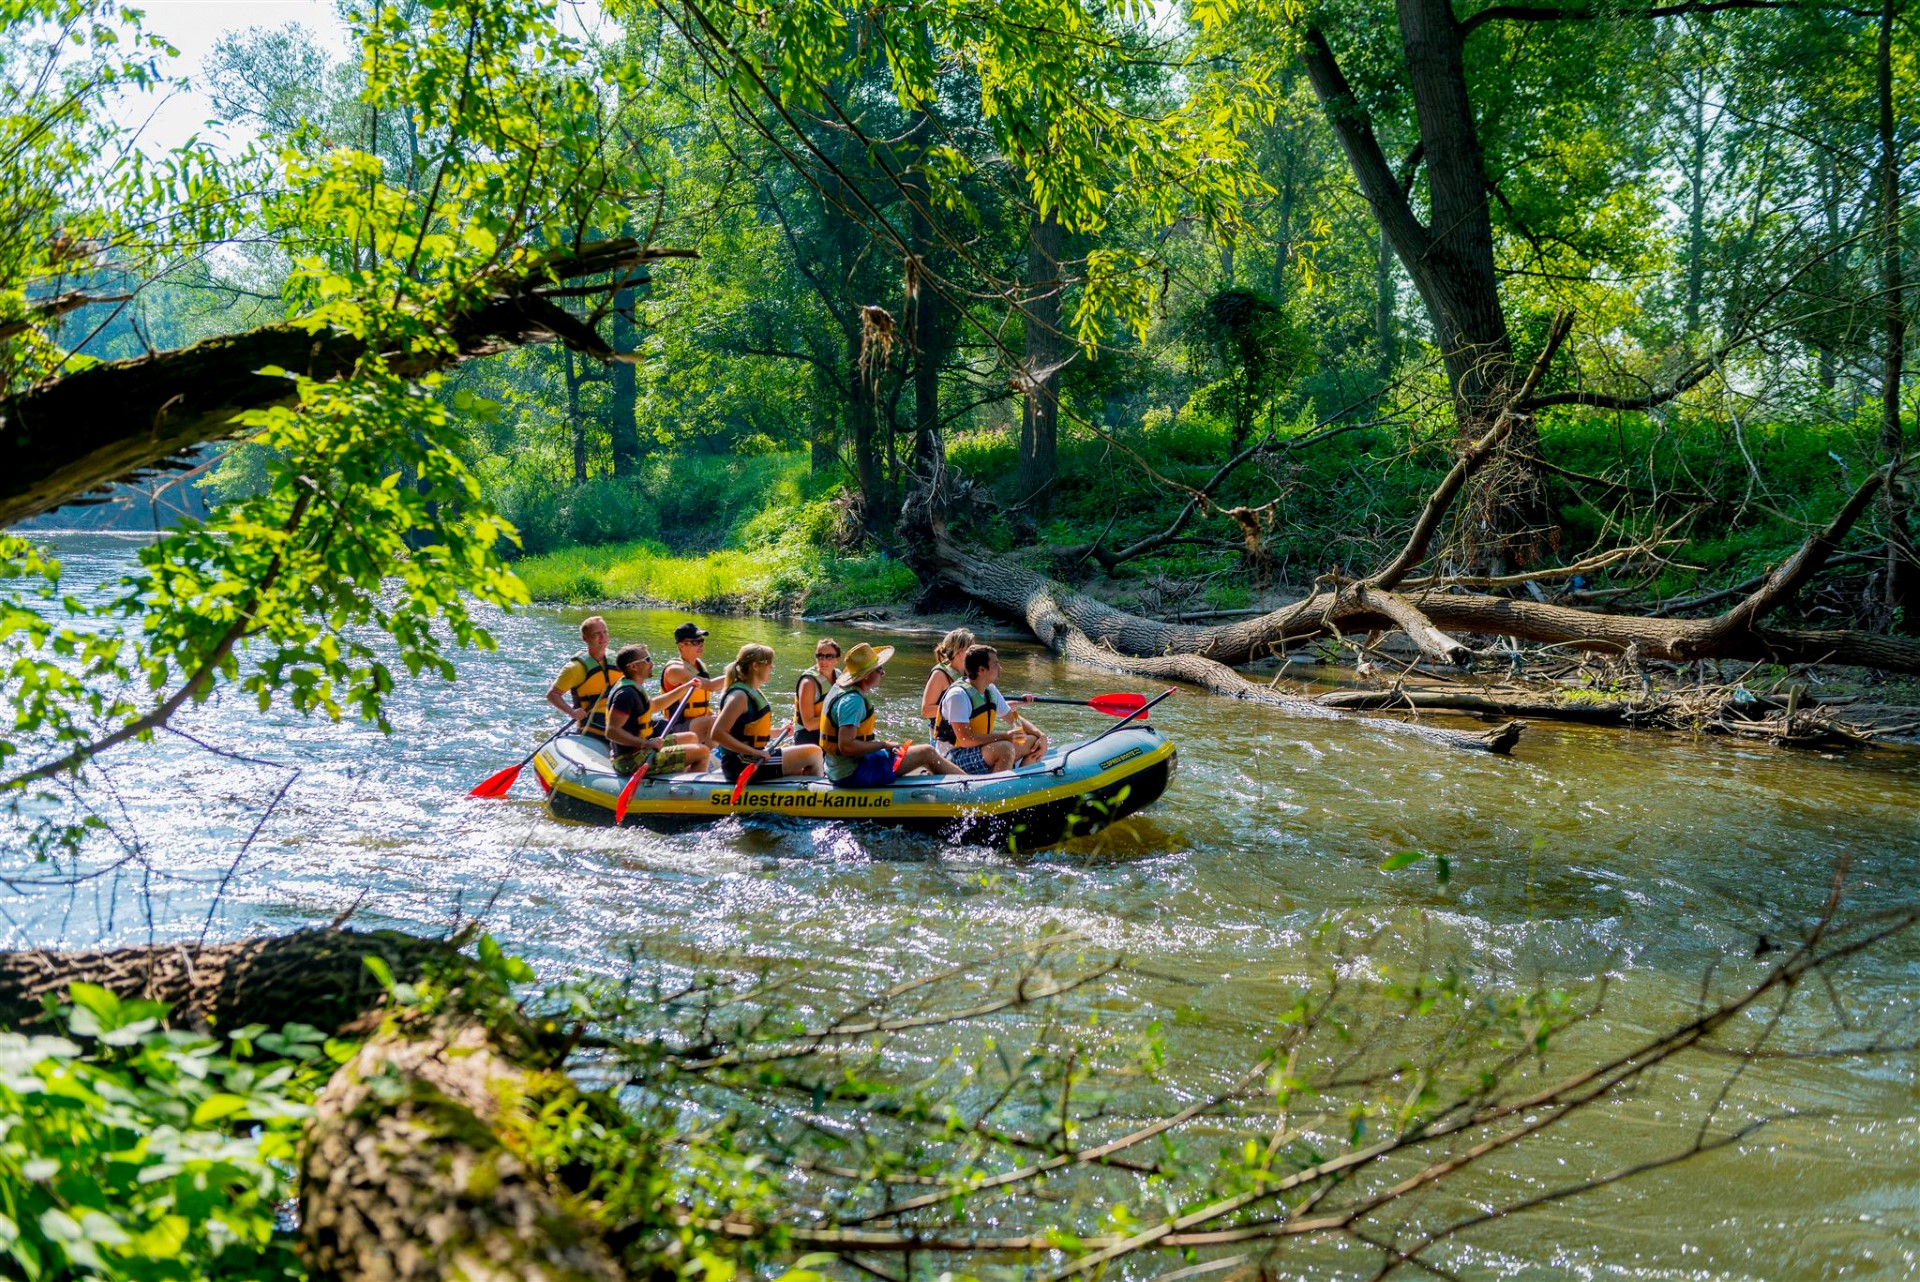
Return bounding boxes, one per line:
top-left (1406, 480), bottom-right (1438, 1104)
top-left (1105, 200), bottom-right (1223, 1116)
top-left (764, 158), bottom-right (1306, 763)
top-left (604, 645), bottom-right (712, 775)
top-left (826, 643), bottom-right (964, 788)
top-left (659, 620), bottom-right (725, 744)
top-left (712, 644), bottom-right (826, 783)
top-left (793, 638), bottom-right (840, 747)
top-left (919, 628), bottom-right (975, 754)
top-left (546, 615), bottom-right (620, 740)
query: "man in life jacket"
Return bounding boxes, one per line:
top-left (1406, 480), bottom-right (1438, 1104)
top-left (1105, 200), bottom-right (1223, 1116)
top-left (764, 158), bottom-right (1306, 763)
top-left (940, 645), bottom-right (1045, 774)
top-left (822, 642), bottom-right (963, 788)
top-left (604, 644), bottom-right (711, 776)
top-left (659, 621), bottom-right (726, 744)
top-left (545, 615), bottom-right (620, 742)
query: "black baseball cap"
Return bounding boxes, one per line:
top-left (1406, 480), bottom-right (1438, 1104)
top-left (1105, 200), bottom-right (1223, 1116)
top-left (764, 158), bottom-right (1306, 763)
top-left (673, 621), bottom-right (709, 642)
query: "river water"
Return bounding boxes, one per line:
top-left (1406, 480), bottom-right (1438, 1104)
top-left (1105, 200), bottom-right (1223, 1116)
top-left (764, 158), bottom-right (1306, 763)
top-left (10, 535), bottom-right (1920, 1278)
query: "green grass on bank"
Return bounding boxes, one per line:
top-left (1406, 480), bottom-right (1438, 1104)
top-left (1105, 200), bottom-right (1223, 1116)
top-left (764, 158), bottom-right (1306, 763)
top-left (513, 538), bottom-right (918, 614)
top-left (497, 403), bottom-right (1900, 618)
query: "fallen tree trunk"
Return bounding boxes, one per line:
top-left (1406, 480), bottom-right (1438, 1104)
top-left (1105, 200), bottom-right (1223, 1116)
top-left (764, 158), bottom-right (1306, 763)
top-left (0, 239), bottom-right (694, 528)
top-left (926, 531), bottom-right (1523, 754)
top-left (0, 927), bottom-right (454, 1032)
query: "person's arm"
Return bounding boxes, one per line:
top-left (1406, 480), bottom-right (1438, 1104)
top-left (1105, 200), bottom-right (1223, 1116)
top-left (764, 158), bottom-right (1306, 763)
top-left (709, 692), bottom-right (764, 759)
top-left (796, 679), bottom-right (820, 727)
top-left (830, 698), bottom-right (890, 758)
top-left (944, 687), bottom-right (1009, 749)
top-left (546, 662), bottom-right (588, 721)
top-left (919, 670), bottom-right (948, 720)
top-left (603, 694), bottom-right (659, 752)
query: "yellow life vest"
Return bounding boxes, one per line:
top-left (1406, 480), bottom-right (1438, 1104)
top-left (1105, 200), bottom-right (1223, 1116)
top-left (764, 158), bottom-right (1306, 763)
top-left (663, 657), bottom-right (711, 721)
top-left (718, 683), bottom-right (772, 769)
top-left (929, 662), bottom-right (965, 743)
top-left (566, 651), bottom-right (620, 738)
top-left (794, 669), bottom-right (828, 732)
top-left (822, 687), bottom-right (877, 755)
top-left (958, 683), bottom-right (996, 740)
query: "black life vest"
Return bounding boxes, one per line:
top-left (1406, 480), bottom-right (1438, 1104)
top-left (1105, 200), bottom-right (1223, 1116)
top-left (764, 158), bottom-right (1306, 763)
top-left (717, 682), bottom-right (773, 769)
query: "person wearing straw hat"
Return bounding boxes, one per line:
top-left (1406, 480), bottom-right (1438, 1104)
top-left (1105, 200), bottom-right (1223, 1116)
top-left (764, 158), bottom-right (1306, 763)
top-left (822, 642), bottom-right (964, 787)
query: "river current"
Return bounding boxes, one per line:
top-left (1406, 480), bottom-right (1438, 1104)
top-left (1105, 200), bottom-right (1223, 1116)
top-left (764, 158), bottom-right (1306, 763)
top-left (9, 534), bottom-right (1920, 1279)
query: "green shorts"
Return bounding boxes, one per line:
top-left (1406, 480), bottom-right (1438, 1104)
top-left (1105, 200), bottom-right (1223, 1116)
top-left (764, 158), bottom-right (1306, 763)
top-left (612, 745), bottom-right (701, 776)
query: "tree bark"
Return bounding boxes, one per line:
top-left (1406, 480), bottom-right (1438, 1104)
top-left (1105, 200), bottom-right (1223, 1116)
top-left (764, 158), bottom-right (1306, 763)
top-left (920, 529), bottom-right (1523, 753)
top-left (608, 280), bottom-right (645, 478)
top-left (1299, 13), bottom-right (1551, 571)
top-left (0, 239), bottom-right (693, 528)
top-left (1877, 0), bottom-right (1914, 624)
top-left (0, 928), bottom-right (452, 1034)
top-left (1017, 210), bottom-right (1066, 507)
top-left (565, 349), bottom-right (589, 486)
top-left (301, 1013), bottom-right (621, 1282)
top-left (0, 929), bottom-right (626, 1282)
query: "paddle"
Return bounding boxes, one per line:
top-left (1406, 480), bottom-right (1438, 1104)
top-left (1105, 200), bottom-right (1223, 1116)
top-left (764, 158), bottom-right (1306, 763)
top-left (613, 681), bottom-right (698, 825)
top-left (729, 720), bottom-right (794, 804)
top-left (469, 720), bottom-right (578, 798)
top-left (1011, 692), bottom-right (1149, 716)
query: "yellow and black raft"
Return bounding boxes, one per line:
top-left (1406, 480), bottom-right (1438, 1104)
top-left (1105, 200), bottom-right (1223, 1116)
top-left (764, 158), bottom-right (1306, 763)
top-left (532, 724), bottom-right (1176, 852)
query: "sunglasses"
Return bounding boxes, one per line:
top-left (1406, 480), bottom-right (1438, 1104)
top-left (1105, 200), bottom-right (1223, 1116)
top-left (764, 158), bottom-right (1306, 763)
top-left (817, 650), bottom-right (840, 659)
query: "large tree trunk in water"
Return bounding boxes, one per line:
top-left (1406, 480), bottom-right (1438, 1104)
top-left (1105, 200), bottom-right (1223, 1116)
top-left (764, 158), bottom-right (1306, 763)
top-left (1877, 0), bottom-right (1915, 626)
top-left (915, 458), bottom-right (1920, 757)
top-left (1017, 210), bottom-right (1066, 507)
top-left (919, 530), bottom-right (1523, 754)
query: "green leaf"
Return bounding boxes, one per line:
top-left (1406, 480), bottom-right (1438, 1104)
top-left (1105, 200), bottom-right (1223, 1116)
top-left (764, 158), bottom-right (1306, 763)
top-left (190, 1093), bottom-right (250, 1125)
top-left (1379, 850), bottom-right (1427, 872)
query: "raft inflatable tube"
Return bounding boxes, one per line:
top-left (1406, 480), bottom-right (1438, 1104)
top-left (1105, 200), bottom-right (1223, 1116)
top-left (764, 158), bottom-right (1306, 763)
top-left (531, 725), bottom-right (1176, 852)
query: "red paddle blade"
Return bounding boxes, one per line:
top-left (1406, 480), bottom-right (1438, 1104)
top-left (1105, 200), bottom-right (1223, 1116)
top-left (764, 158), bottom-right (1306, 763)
top-left (469, 764), bottom-right (523, 798)
top-left (729, 767), bottom-right (757, 805)
top-left (1087, 693), bottom-right (1150, 716)
top-left (614, 764), bottom-right (648, 824)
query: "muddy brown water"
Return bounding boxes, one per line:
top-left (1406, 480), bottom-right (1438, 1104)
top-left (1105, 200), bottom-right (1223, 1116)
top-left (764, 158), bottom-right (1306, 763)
top-left (13, 535), bottom-right (1920, 1278)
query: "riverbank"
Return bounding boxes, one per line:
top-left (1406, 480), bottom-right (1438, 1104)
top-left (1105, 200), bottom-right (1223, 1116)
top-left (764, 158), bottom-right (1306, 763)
top-left (512, 537), bottom-right (918, 615)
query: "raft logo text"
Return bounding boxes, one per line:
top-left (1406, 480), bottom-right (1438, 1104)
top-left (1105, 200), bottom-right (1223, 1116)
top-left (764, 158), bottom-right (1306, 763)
top-left (708, 790), bottom-right (895, 810)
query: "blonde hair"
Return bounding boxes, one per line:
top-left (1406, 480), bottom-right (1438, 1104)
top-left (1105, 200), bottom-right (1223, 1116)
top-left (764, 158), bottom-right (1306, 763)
top-left (724, 643), bottom-right (775, 687)
top-left (579, 615), bottom-right (607, 640)
top-left (934, 628), bottom-right (976, 665)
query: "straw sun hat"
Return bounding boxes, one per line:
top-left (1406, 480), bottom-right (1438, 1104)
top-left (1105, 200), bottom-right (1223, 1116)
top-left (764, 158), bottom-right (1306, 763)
top-left (833, 641), bottom-right (896, 686)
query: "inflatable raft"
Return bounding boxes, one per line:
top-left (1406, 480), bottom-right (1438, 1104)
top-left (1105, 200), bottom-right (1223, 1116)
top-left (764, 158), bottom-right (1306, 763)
top-left (531, 724), bottom-right (1176, 851)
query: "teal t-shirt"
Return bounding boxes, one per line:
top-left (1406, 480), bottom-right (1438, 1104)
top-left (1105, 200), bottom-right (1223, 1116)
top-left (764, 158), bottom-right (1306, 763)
top-left (823, 688), bottom-right (872, 781)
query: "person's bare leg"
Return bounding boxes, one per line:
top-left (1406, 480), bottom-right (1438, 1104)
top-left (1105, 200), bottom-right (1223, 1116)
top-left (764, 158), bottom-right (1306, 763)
top-left (899, 745), bottom-right (963, 776)
top-left (781, 745), bottom-right (825, 777)
top-left (982, 742), bottom-right (1015, 772)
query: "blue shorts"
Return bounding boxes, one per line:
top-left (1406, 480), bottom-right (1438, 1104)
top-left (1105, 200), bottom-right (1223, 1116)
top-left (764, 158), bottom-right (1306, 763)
top-left (949, 745), bottom-right (990, 774)
top-left (835, 753), bottom-right (897, 788)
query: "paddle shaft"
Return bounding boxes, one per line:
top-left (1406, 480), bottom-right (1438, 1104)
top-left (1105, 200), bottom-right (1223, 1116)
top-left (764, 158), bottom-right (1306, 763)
top-left (1015, 694), bottom-right (1141, 710)
top-left (614, 680), bottom-right (698, 822)
top-left (729, 720), bottom-right (794, 802)
top-left (470, 719), bottom-right (578, 797)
